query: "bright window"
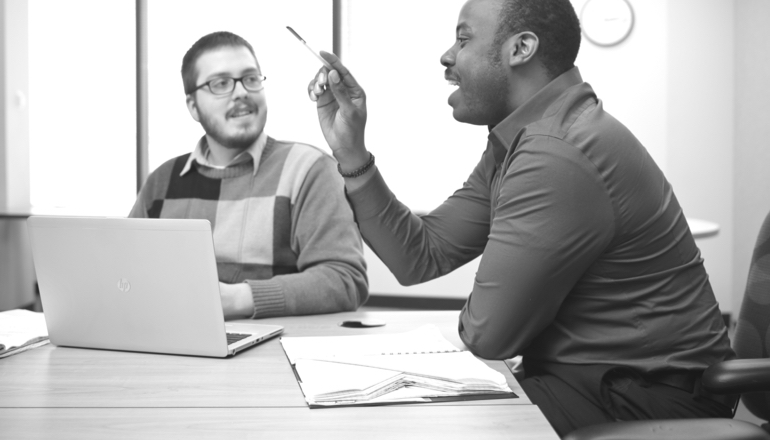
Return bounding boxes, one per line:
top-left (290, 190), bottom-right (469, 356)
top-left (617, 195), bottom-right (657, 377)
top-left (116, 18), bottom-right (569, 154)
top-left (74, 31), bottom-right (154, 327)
top-left (28, 0), bottom-right (136, 216)
top-left (343, 0), bottom-right (485, 298)
top-left (344, 0), bottom-right (487, 213)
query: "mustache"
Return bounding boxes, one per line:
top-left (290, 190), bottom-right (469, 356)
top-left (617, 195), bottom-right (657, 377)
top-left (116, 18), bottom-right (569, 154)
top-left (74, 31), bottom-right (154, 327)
top-left (226, 100), bottom-right (259, 118)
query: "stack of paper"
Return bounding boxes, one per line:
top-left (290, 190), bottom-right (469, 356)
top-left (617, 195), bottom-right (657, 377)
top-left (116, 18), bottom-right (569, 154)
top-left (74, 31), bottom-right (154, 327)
top-left (280, 325), bottom-right (516, 407)
top-left (0, 309), bottom-right (49, 359)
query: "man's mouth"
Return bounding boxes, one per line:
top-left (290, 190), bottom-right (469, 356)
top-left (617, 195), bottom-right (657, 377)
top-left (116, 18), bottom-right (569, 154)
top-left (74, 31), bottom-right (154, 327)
top-left (227, 106), bottom-right (257, 119)
top-left (445, 71), bottom-right (460, 88)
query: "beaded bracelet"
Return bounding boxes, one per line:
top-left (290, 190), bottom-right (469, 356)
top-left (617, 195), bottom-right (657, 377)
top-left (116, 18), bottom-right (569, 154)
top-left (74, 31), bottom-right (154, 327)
top-left (337, 152), bottom-right (375, 178)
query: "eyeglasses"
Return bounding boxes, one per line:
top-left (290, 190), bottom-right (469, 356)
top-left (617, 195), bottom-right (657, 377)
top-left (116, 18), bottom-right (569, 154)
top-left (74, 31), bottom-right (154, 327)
top-left (192, 74), bottom-right (267, 95)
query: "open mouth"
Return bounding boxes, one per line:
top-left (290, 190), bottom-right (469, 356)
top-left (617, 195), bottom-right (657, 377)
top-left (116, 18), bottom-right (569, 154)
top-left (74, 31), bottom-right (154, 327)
top-left (229, 110), bottom-right (253, 119)
top-left (228, 106), bottom-right (257, 119)
top-left (445, 70), bottom-right (460, 88)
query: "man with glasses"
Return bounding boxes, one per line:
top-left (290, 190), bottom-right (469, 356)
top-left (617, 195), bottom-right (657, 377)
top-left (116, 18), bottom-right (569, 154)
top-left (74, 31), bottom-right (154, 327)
top-left (130, 31), bottom-right (368, 319)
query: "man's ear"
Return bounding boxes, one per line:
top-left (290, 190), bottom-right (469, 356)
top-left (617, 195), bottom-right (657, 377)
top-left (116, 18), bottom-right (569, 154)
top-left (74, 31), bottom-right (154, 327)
top-left (504, 31), bottom-right (539, 67)
top-left (186, 94), bottom-right (201, 122)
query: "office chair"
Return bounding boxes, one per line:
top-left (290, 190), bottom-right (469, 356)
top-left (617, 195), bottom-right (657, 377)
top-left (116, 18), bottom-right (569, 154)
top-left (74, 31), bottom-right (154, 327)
top-left (564, 209), bottom-right (770, 440)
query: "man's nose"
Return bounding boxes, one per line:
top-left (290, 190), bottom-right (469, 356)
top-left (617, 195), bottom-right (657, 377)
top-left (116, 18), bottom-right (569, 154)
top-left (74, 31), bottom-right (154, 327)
top-left (440, 46), bottom-right (456, 67)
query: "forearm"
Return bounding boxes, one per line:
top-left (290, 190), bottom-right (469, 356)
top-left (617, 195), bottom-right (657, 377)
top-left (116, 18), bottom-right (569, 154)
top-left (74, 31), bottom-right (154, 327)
top-left (347, 166), bottom-right (490, 285)
top-left (458, 239), bottom-right (581, 360)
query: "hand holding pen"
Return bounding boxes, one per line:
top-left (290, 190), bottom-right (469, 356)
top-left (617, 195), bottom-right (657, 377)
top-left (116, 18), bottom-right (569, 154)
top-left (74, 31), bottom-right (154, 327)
top-left (287, 26), bottom-right (370, 175)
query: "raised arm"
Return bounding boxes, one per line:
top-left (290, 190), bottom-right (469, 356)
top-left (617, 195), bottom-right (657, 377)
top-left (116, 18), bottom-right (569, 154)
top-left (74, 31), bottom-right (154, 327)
top-left (308, 51), bottom-right (374, 192)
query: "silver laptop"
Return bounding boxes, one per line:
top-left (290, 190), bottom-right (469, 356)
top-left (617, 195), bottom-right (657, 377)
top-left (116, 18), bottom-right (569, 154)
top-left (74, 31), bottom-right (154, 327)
top-left (26, 216), bottom-right (283, 357)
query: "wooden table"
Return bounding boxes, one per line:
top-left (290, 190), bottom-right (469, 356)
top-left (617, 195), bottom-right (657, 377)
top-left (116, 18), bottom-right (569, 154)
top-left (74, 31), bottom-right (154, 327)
top-left (0, 310), bottom-right (558, 439)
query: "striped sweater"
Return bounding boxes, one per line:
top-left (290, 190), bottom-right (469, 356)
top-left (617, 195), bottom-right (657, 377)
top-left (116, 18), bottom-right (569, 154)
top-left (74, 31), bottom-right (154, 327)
top-left (129, 136), bottom-right (368, 318)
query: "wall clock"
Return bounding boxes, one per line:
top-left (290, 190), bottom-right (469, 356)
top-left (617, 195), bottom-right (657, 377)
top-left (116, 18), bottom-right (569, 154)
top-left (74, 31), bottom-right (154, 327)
top-left (580, 0), bottom-right (635, 47)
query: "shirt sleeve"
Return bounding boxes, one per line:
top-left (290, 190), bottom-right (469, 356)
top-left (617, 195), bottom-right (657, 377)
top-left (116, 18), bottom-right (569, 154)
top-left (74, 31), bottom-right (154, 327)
top-left (458, 135), bottom-right (615, 359)
top-left (347, 149), bottom-right (495, 286)
top-left (245, 156), bottom-right (369, 318)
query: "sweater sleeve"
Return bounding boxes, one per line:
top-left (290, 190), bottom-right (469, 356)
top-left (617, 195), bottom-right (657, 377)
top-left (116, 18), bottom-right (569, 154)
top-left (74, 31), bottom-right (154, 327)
top-left (128, 184), bottom-right (152, 218)
top-left (128, 172), bottom-right (156, 218)
top-left (245, 155), bottom-right (369, 318)
top-left (128, 156), bottom-right (179, 219)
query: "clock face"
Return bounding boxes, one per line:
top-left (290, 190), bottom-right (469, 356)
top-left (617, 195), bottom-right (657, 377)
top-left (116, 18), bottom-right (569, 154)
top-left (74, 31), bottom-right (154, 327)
top-left (580, 0), bottom-right (635, 47)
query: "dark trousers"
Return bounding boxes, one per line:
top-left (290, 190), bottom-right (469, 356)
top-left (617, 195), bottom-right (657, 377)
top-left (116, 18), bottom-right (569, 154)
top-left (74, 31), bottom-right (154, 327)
top-left (519, 360), bottom-right (737, 438)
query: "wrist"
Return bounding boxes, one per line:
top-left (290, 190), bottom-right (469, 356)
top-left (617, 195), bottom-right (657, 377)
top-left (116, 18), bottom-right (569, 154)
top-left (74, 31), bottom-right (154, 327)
top-left (337, 152), bottom-right (375, 178)
top-left (334, 149), bottom-right (370, 172)
top-left (235, 283), bottom-right (255, 318)
top-left (221, 282), bottom-right (254, 320)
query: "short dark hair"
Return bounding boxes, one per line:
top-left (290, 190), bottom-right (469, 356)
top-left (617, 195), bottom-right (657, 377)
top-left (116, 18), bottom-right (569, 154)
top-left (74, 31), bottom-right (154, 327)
top-left (492, 0), bottom-right (581, 79)
top-left (181, 31), bottom-right (258, 95)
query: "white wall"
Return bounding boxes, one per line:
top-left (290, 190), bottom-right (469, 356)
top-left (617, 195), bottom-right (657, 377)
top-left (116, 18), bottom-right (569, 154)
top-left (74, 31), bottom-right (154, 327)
top-left (733, 0), bottom-right (770, 319)
top-left (666, 0), bottom-right (735, 315)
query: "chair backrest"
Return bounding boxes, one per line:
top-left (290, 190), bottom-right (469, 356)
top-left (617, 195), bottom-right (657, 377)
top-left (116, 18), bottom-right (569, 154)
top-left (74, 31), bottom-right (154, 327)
top-left (733, 208), bottom-right (770, 421)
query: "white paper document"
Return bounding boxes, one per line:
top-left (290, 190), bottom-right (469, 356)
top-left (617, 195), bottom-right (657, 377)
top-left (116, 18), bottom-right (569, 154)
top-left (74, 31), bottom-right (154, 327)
top-left (0, 309), bottom-right (49, 359)
top-left (281, 325), bottom-right (516, 407)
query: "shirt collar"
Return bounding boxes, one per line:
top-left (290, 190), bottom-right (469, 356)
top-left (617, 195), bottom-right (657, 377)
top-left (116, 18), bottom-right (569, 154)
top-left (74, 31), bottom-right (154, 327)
top-left (487, 66), bottom-right (584, 164)
top-left (180, 131), bottom-right (267, 176)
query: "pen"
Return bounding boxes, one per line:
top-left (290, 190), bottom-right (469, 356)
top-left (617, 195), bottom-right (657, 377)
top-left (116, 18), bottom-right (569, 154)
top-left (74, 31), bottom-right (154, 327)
top-left (286, 26), bottom-right (334, 70)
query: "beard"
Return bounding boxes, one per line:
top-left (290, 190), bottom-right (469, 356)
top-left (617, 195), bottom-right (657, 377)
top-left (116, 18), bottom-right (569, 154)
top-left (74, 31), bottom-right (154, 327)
top-left (456, 59), bottom-right (511, 126)
top-left (198, 107), bottom-right (264, 151)
top-left (455, 77), bottom-right (510, 126)
top-left (448, 51), bottom-right (511, 127)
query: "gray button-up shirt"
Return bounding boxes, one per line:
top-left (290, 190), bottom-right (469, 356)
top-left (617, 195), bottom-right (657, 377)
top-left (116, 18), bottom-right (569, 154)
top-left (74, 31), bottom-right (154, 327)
top-left (347, 67), bottom-right (733, 372)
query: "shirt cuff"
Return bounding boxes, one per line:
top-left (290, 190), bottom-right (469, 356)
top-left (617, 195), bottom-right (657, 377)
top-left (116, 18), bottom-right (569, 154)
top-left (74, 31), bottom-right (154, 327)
top-left (245, 279), bottom-right (285, 318)
top-left (345, 168), bottom-right (392, 222)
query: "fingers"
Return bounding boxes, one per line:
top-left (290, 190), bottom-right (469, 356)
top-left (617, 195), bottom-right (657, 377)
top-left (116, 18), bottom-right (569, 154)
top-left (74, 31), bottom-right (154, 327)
top-left (319, 52), bottom-right (356, 87)
top-left (308, 67), bottom-right (350, 109)
top-left (319, 51), bottom-right (364, 97)
top-left (307, 52), bottom-right (364, 105)
top-left (308, 70), bottom-right (328, 102)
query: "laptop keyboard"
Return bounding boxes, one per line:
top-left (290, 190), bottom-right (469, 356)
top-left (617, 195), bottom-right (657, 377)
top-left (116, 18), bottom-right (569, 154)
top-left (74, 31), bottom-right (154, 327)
top-left (226, 332), bottom-right (251, 345)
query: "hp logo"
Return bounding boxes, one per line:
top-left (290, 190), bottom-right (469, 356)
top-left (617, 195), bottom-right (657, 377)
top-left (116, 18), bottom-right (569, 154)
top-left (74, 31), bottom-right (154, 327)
top-left (117, 278), bottom-right (131, 292)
